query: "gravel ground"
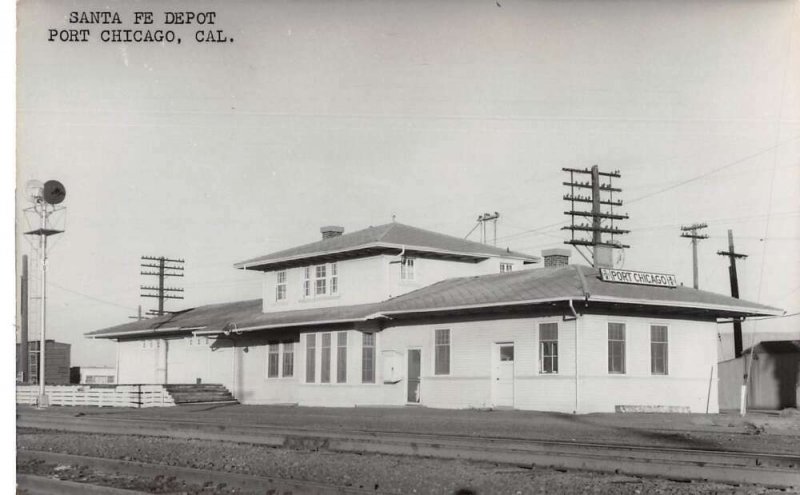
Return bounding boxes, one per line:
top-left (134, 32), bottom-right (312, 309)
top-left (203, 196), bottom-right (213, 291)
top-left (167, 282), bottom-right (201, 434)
top-left (16, 428), bottom-right (798, 494)
top-left (20, 405), bottom-right (800, 456)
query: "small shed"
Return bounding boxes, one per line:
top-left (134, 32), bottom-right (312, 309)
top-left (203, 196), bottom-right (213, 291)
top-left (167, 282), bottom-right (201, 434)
top-left (718, 340), bottom-right (800, 411)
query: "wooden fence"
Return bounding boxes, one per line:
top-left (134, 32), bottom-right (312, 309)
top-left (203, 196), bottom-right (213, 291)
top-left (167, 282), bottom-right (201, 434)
top-left (16, 385), bottom-right (175, 408)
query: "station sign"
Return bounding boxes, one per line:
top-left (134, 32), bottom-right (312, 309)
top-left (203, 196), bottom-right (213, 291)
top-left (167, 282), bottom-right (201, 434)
top-left (599, 268), bottom-right (677, 288)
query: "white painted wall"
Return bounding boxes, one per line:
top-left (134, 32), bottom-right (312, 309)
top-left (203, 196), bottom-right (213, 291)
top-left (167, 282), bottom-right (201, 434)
top-left (261, 254), bottom-right (533, 313)
top-left (113, 312), bottom-right (719, 413)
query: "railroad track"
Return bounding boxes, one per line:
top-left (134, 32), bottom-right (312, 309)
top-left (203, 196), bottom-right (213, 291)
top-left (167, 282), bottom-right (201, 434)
top-left (18, 412), bottom-right (800, 488)
top-left (17, 449), bottom-right (382, 494)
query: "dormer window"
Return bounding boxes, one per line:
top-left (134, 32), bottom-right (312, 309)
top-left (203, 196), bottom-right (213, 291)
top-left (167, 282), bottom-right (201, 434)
top-left (400, 258), bottom-right (415, 281)
top-left (275, 270), bottom-right (287, 301)
top-left (303, 263), bottom-right (339, 298)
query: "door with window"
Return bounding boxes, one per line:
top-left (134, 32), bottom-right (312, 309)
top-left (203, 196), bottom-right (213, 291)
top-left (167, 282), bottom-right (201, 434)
top-left (492, 343), bottom-right (515, 408)
top-left (407, 348), bottom-right (421, 403)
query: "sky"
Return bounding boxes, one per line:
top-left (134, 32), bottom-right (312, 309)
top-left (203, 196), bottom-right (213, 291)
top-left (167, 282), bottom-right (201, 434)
top-left (13, 0), bottom-right (800, 367)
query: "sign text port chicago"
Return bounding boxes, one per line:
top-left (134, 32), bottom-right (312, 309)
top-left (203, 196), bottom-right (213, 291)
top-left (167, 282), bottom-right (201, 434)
top-left (48, 11), bottom-right (232, 44)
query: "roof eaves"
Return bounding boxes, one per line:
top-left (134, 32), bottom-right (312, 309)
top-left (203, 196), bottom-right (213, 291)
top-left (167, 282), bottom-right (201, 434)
top-left (377, 296), bottom-right (575, 317)
top-left (587, 295), bottom-right (784, 317)
top-left (87, 326), bottom-right (206, 339)
top-left (234, 241), bottom-right (538, 270)
top-left (193, 317), bottom-right (370, 335)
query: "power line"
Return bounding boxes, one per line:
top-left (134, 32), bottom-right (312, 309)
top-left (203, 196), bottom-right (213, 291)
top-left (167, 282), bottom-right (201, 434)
top-left (47, 281), bottom-right (138, 312)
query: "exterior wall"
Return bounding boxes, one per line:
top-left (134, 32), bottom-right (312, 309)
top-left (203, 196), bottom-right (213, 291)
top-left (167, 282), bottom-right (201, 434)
top-left (576, 315), bottom-right (719, 413)
top-left (261, 254), bottom-right (531, 313)
top-left (112, 312), bottom-right (720, 414)
top-left (22, 341), bottom-right (71, 385)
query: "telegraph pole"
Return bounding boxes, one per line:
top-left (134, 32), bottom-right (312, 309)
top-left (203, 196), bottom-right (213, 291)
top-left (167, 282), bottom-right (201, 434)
top-left (466, 212), bottom-right (500, 245)
top-left (19, 255), bottom-right (29, 383)
top-left (562, 165), bottom-right (629, 267)
top-left (140, 256), bottom-right (184, 316)
top-left (128, 305), bottom-right (145, 321)
top-left (680, 223), bottom-right (708, 289)
top-left (717, 230), bottom-right (748, 357)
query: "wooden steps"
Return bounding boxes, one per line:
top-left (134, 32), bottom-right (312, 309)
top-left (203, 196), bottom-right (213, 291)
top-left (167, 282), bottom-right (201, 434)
top-left (164, 384), bottom-right (238, 405)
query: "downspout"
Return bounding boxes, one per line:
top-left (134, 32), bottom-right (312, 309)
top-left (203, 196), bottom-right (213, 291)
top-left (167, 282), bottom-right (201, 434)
top-left (570, 299), bottom-right (580, 414)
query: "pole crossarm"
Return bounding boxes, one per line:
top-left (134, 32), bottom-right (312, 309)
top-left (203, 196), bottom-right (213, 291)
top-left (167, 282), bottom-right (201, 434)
top-left (140, 256), bottom-right (185, 316)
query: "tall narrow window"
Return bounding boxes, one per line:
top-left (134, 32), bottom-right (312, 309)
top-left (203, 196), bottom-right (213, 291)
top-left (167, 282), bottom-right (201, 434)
top-left (267, 343), bottom-right (279, 378)
top-left (400, 258), bottom-right (415, 280)
top-left (330, 263), bottom-right (338, 295)
top-left (282, 342), bottom-right (294, 377)
top-left (303, 267), bottom-right (311, 297)
top-left (315, 265), bottom-right (327, 295)
top-left (321, 333), bottom-right (331, 383)
top-left (651, 325), bottom-right (668, 375)
top-left (434, 329), bottom-right (450, 375)
top-left (608, 323), bottom-right (626, 374)
top-left (362, 333), bottom-right (375, 383)
top-left (305, 334), bottom-right (316, 383)
top-left (539, 323), bottom-right (559, 374)
top-left (275, 271), bottom-right (287, 301)
top-left (337, 332), bottom-right (348, 383)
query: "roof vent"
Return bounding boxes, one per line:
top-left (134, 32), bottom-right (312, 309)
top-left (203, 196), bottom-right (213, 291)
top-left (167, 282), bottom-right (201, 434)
top-left (542, 248), bottom-right (570, 267)
top-left (320, 225), bottom-right (345, 239)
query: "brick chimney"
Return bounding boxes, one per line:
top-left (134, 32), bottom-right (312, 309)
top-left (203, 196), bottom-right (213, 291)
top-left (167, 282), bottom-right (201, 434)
top-left (542, 248), bottom-right (571, 267)
top-left (320, 226), bottom-right (344, 239)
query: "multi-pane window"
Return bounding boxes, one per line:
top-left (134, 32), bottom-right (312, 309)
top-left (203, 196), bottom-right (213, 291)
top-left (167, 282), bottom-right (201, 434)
top-left (434, 329), bottom-right (450, 375)
top-left (500, 263), bottom-right (513, 273)
top-left (608, 323), bottom-right (626, 374)
top-left (282, 342), bottom-right (294, 377)
top-left (330, 263), bottom-right (338, 295)
top-left (305, 334), bottom-right (316, 383)
top-left (303, 267), bottom-right (312, 297)
top-left (651, 325), bottom-right (668, 375)
top-left (401, 258), bottom-right (415, 280)
top-left (267, 343), bottom-right (280, 378)
top-left (275, 271), bottom-right (287, 301)
top-left (315, 265), bottom-right (327, 295)
top-left (337, 332), bottom-right (348, 383)
top-left (321, 333), bottom-right (331, 383)
top-left (539, 323), bottom-right (558, 374)
top-left (362, 333), bottom-right (375, 383)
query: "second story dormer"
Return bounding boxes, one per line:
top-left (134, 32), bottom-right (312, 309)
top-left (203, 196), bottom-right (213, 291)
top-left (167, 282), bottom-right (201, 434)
top-left (234, 222), bottom-right (540, 313)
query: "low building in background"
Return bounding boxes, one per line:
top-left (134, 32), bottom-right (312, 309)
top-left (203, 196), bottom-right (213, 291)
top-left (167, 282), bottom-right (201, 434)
top-left (718, 340), bottom-right (800, 411)
top-left (16, 340), bottom-right (71, 385)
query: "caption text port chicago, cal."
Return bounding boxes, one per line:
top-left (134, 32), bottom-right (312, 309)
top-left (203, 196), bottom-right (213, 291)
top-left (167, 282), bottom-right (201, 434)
top-left (48, 11), bottom-right (232, 44)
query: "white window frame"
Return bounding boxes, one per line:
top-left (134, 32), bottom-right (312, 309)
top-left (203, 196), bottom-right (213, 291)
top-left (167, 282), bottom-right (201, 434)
top-left (400, 257), bottom-right (416, 281)
top-left (434, 328), bottom-right (451, 376)
top-left (336, 332), bottom-right (348, 383)
top-left (608, 322), bottom-right (627, 375)
top-left (275, 270), bottom-right (287, 301)
top-left (281, 342), bottom-right (294, 377)
top-left (321, 332), bottom-right (332, 383)
top-left (361, 333), bottom-right (376, 384)
top-left (305, 334), bottom-right (316, 383)
top-left (538, 322), bottom-right (559, 374)
top-left (650, 324), bottom-right (669, 375)
top-left (315, 265), bottom-right (327, 295)
top-left (330, 263), bottom-right (338, 295)
top-left (303, 267), bottom-right (312, 298)
top-left (303, 263), bottom-right (339, 298)
top-left (500, 263), bottom-right (513, 273)
top-left (267, 343), bottom-right (280, 378)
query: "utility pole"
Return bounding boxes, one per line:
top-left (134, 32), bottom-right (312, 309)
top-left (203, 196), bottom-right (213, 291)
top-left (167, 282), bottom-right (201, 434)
top-left (128, 305), bottom-right (145, 321)
top-left (716, 230), bottom-right (748, 358)
top-left (466, 212), bottom-right (500, 245)
top-left (562, 165), bottom-right (629, 267)
top-left (680, 223), bottom-right (708, 289)
top-left (19, 255), bottom-right (29, 383)
top-left (140, 256), bottom-right (184, 316)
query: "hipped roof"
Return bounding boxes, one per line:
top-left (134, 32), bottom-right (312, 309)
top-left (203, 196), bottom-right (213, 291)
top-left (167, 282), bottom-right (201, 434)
top-left (234, 222), bottom-right (539, 271)
top-left (87, 265), bottom-right (783, 339)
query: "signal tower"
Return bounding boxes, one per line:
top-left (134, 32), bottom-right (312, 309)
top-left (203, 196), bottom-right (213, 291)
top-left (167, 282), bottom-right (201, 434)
top-left (562, 165), bottom-right (629, 267)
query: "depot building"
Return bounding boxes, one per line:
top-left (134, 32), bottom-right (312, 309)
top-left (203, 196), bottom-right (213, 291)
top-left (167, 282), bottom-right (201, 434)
top-left (87, 223), bottom-right (782, 413)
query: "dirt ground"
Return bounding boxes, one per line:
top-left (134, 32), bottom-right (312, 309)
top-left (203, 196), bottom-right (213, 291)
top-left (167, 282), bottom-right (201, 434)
top-left (18, 404), bottom-right (800, 455)
top-left (17, 428), bottom-right (798, 494)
